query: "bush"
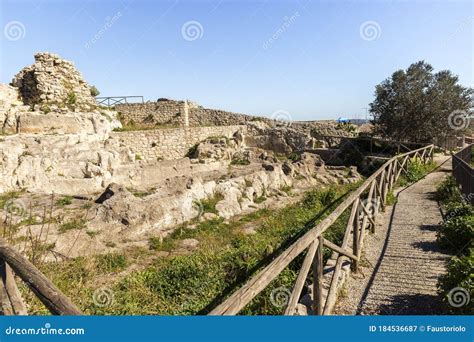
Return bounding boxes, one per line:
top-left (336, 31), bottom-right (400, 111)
top-left (90, 85), bottom-right (100, 97)
top-left (437, 215), bottom-right (474, 254)
top-left (444, 202), bottom-right (473, 221)
top-left (437, 176), bottom-right (462, 204)
top-left (56, 196), bottom-right (73, 206)
top-left (398, 158), bottom-right (436, 186)
top-left (438, 253), bottom-right (473, 314)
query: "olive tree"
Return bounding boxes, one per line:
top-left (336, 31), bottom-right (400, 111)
top-left (370, 61), bottom-right (473, 142)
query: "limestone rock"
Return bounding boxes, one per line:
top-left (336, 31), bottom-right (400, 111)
top-left (12, 52), bottom-right (97, 111)
top-left (179, 238), bottom-right (199, 251)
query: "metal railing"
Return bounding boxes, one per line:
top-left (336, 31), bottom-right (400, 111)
top-left (452, 144), bottom-right (474, 204)
top-left (95, 96), bottom-right (144, 107)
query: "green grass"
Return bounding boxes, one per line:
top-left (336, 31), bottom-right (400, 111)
top-left (385, 190), bottom-right (397, 206)
top-left (397, 158), bottom-right (437, 187)
top-left (58, 219), bottom-right (87, 234)
top-left (95, 253), bottom-right (128, 273)
top-left (27, 182), bottom-right (359, 315)
top-left (56, 196), bottom-right (73, 206)
top-left (198, 193), bottom-right (225, 215)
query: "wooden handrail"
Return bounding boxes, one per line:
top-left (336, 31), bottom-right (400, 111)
top-left (452, 144), bottom-right (473, 204)
top-left (209, 144), bottom-right (434, 315)
top-left (0, 238), bottom-right (82, 315)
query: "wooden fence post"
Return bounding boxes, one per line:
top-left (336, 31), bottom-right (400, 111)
top-left (313, 235), bottom-right (324, 315)
top-left (351, 203), bottom-right (360, 272)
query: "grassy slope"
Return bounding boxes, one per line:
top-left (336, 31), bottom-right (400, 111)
top-left (20, 182), bottom-right (361, 315)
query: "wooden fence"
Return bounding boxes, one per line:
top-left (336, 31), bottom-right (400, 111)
top-left (0, 142), bottom-right (435, 316)
top-left (452, 144), bottom-right (474, 204)
top-left (209, 144), bottom-right (434, 315)
top-left (0, 237), bottom-right (81, 315)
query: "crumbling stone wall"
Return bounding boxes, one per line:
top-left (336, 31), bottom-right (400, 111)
top-left (11, 52), bottom-right (97, 111)
top-left (110, 125), bottom-right (246, 161)
top-left (116, 100), bottom-right (269, 127)
top-left (115, 99), bottom-right (186, 126)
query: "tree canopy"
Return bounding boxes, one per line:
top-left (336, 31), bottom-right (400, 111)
top-left (370, 61), bottom-right (473, 142)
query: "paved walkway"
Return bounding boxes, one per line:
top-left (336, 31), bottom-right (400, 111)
top-left (335, 156), bottom-right (452, 315)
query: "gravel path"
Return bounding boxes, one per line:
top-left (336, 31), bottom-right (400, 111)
top-left (335, 155), bottom-right (452, 315)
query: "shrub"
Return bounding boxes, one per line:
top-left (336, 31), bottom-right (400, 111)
top-left (444, 202), bottom-right (473, 221)
top-left (437, 215), bottom-right (473, 254)
top-left (438, 253), bottom-right (473, 314)
top-left (436, 176), bottom-right (462, 204)
top-left (398, 158), bottom-right (436, 186)
top-left (67, 92), bottom-right (77, 106)
top-left (56, 196), bottom-right (73, 206)
top-left (90, 85), bottom-right (100, 97)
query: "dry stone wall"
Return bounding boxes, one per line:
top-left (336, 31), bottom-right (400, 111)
top-left (116, 100), bottom-right (186, 126)
top-left (116, 100), bottom-right (269, 127)
top-left (110, 125), bottom-right (246, 161)
top-left (11, 52), bottom-right (97, 111)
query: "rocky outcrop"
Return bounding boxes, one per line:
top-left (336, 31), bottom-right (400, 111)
top-left (245, 121), bottom-right (317, 153)
top-left (1, 53), bottom-right (121, 136)
top-left (11, 52), bottom-right (97, 111)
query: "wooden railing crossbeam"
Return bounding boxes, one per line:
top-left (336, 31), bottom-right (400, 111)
top-left (210, 144), bottom-right (434, 316)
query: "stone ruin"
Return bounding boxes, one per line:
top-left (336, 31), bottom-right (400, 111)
top-left (11, 52), bottom-right (97, 111)
top-left (1, 53), bottom-right (120, 135)
top-left (0, 52), bottom-right (363, 259)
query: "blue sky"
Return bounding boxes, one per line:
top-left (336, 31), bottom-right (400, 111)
top-left (1, 0), bottom-right (472, 120)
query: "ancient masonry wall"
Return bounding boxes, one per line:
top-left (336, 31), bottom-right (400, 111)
top-left (110, 125), bottom-right (246, 161)
top-left (116, 100), bottom-right (186, 126)
top-left (115, 100), bottom-right (269, 127)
